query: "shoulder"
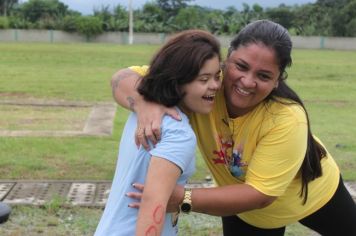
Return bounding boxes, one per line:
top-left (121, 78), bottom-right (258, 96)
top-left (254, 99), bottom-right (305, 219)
top-left (149, 109), bottom-right (196, 171)
top-left (253, 99), bottom-right (308, 135)
top-left (265, 98), bottom-right (307, 124)
top-left (161, 109), bottom-right (195, 141)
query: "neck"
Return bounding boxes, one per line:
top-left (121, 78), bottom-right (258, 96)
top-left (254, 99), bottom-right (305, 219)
top-left (178, 104), bottom-right (190, 116)
top-left (226, 102), bottom-right (255, 119)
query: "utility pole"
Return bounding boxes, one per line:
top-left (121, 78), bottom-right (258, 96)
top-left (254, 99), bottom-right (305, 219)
top-left (4, 0), bottom-right (7, 17)
top-left (128, 0), bottom-right (133, 45)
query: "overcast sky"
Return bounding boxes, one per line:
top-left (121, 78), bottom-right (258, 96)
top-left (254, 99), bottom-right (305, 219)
top-left (21, 0), bottom-right (317, 15)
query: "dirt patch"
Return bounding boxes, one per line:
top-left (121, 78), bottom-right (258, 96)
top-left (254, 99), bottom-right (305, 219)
top-left (0, 104), bottom-right (90, 131)
top-left (0, 100), bottom-right (116, 137)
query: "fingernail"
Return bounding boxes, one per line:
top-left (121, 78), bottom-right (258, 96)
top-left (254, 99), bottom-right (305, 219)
top-left (132, 183), bottom-right (136, 187)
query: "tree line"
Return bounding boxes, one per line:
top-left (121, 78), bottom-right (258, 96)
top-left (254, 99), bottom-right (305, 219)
top-left (0, 0), bottom-right (355, 38)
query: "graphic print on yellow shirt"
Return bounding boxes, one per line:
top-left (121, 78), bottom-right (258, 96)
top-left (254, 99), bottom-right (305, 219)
top-left (212, 135), bottom-right (247, 178)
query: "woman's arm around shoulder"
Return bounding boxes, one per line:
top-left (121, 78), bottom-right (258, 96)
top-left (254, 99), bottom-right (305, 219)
top-left (111, 68), bottom-right (142, 111)
top-left (111, 67), bottom-right (181, 147)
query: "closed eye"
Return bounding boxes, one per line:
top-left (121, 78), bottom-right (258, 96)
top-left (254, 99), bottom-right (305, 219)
top-left (258, 73), bottom-right (272, 81)
top-left (235, 62), bottom-right (248, 71)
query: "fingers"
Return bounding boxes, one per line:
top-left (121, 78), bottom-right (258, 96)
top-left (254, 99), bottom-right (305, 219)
top-left (126, 191), bottom-right (142, 200)
top-left (144, 125), bottom-right (158, 146)
top-left (132, 183), bottom-right (144, 191)
top-left (134, 102), bottom-right (177, 149)
top-left (126, 183), bottom-right (144, 209)
top-left (151, 121), bottom-right (161, 142)
top-left (128, 202), bottom-right (140, 209)
top-left (125, 183), bottom-right (144, 199)
top-left (135, 126), bottom-right (150, 150)
top-left (135, 123), bottom-right (161, 150)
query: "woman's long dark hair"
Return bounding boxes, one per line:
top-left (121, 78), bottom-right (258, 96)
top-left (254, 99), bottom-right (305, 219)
top-left (229, 20), bottom-right (326, 204)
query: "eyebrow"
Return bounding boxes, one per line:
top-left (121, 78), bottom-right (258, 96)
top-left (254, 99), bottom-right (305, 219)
top-left (198, 70), bottom-right (220, 76)
top-left (233, 59), bottom-right (275, 76)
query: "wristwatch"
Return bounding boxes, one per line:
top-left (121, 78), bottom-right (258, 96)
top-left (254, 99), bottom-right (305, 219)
top-left (179, 188), bottom-right (192, 213)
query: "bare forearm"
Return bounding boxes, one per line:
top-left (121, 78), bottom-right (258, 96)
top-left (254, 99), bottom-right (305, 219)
top-left (190, 184), bottom-right (276, 216)
top-left (136, 157), bottom-right (181, 235)
top-left (136, 200), bottom-right (166, 236)
top-left (111, 68), bottom-right (142, 111)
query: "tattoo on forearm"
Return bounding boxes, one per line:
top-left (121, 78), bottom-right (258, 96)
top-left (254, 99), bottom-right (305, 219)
top-left (127, 96), bottom-right (135, 111)
top-left (145, 225), bottom-right (158, 236)
top-left (111, 77), bottom-right (122, 96)
top-left (153, 205), bottom-right (164, 224)
top-left (144, 205), bottom-right (164, 236)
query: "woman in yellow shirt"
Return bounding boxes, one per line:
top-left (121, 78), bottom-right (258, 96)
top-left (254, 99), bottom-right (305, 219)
top-left (112, 20), bottom-right (356, 235)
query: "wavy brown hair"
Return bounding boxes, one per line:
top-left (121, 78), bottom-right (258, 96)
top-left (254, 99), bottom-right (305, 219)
top-left (138, 29), bottom-right (221, 107)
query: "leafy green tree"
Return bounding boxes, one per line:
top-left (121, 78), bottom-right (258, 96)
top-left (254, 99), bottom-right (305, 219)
top-left (134, 2), bottom-right (169, 32)
top-left (173, 6), bottom-right (208, 30)
top-left (22, 0), bottom-right (68, 22)
top-left (62, 15), bottom-right (78, 32)
top-left (0, 15), bottom-right (9, 28)
top-left (75, 15), bottom-right (103, 39)
top-left (265, 5), bottom-right (294, 29)
top-left (111, 5), bottom-right (129, 31)
top-left (156, 0), bottom-right (192, 17)
top-left (331, 0), bottom-right (356, 36)
top-left (206, 9), bottom-right (227, 34)
top-left (93, 5), bottom-right (112, 31)
top-left (0, 0), bottom-right (18, 16)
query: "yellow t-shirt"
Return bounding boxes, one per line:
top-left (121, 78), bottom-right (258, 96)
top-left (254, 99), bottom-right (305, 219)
top-left (130, 66), bottom-right (340, 228)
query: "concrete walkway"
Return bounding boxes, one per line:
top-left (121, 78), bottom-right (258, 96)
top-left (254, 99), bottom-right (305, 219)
top-left (0, 180), bottom-right (215, 207)
top-left (1, 180), bottom-right (355, 207)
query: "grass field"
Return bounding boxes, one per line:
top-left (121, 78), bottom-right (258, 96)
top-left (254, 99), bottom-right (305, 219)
top-left (0, 42), bottom-right (355, 235)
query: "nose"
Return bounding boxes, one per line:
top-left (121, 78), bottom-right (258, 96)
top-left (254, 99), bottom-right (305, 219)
top-left (241, 74), bottom-right (256, 88)
top-left (209, 79), bottom-right (221, 90)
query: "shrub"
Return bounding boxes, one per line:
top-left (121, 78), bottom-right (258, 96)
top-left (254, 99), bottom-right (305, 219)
top-left (0, 17), bottom-right (9, 29)
top-left (75, 16), bottom-right (103, 39)
top-left (62, 15), bottom-right (78, 32)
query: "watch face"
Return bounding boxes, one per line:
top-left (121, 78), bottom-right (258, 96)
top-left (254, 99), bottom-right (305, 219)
top-left (181, 202), bottom-right (191, 212)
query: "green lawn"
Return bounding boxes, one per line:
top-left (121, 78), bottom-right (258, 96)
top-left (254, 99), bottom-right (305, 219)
top-left (0, 42), bottom-right (355, 235)
top-left (0, 43), bottom-right (355, 181)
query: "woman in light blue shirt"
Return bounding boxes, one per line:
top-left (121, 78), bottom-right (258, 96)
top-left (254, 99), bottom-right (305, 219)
top-left (95, 29), bottom-right (222, 236)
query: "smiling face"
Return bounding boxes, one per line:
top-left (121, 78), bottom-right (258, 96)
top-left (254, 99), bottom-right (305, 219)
top-left (180, 55), bottom-right (221, 114)
top-left (223, 43), bottom-right (280, 118)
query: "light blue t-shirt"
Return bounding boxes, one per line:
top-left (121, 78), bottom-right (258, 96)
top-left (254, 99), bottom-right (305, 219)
top-left (95, 108), bottom-right (196, 236)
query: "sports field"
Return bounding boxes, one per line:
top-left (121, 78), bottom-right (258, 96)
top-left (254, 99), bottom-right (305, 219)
top-left (0, 42), bottom-right (355, 235)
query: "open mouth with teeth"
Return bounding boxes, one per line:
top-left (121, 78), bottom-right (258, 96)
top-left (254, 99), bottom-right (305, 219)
top-left (202, 95), bottom-right (215, 101)
top-left (236, 87), bottom-right (251, 95)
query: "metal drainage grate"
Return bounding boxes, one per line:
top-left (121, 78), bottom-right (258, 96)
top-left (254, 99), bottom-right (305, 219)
top-left (94, 182), bottom-right (111, 206)
top-left (2, 181), bottom-right (112, 207)
top-left (4, 182), bottom-right (71, 205)
top-left (67, 183), bottom-right (96, 206)
top-left (66, 182), bottom-right (112, 207)
top-left (0, 183), bottom-right (15, 200)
